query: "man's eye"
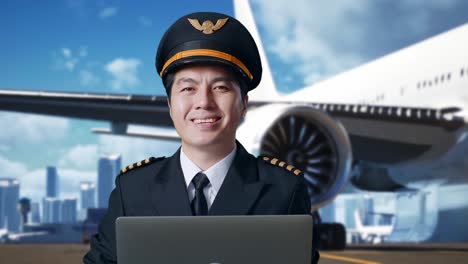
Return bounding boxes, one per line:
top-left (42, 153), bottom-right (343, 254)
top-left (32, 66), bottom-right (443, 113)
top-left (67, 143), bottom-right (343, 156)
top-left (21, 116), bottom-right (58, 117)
top-left (214, 86), bottom-right (229, 91)
top-left (181, 87), bottom-right (194, 92)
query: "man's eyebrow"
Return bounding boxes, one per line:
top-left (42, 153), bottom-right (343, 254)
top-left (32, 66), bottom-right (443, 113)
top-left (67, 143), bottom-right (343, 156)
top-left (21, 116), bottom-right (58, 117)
top-left (175, 77), bottom-right (198, 85)
top-left (210, 76), bottom-right (236, 84)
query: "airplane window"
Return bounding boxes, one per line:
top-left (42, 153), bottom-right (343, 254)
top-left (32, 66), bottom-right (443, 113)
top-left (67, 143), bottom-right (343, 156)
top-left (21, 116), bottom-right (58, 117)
top-left (422, 80), bottom-right (426, 87)
top-left (461, 68), bottom-right (465, 76)
top-left (428, 80), bottom-right (432, 87)
top-left (441, 75), bottom-right (445, 82)
top-left (417, 82), bottom-right (420, 89)
top-left (447, 73), bottom-right (451, 80)
top-left (434, 76), bottom-right (438, 84)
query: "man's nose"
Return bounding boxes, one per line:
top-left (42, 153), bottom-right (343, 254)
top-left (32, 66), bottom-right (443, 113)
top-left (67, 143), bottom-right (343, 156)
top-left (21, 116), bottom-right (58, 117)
top-left (194, 87), bottom-right (215, 109)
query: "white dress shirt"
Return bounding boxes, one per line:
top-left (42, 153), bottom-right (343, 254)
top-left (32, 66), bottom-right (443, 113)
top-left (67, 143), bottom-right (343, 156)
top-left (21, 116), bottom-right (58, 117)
top-left (180, 145), bottom-right (237, 210)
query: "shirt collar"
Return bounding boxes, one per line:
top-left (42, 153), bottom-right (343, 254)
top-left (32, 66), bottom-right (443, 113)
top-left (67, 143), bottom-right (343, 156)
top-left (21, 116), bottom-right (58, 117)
top-left (180, 145), bottom-right (237, 193)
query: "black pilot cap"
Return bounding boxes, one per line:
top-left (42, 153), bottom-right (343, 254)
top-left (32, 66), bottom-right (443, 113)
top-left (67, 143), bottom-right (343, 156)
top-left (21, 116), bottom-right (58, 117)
top-left (155, 12), bottom-right (262, 95)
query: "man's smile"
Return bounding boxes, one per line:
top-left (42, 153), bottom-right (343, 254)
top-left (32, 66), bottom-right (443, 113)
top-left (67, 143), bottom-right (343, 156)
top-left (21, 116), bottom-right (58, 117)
top-left (191, 117), bottom-right (222, 124)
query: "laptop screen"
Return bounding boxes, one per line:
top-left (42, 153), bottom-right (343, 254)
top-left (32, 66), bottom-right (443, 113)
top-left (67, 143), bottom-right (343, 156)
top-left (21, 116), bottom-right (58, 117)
top-left (116, 215), bottom-right (313, 264)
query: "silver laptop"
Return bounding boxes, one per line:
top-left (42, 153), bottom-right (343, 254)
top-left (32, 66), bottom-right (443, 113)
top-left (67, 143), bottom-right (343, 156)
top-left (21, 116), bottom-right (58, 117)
top-left (116, 215), bottom-right (312, 264)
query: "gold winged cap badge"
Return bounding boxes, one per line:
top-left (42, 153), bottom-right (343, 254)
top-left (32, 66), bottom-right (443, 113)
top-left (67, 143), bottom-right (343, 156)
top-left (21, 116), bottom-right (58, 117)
top-left (188, 17), bottom-right (229, 34)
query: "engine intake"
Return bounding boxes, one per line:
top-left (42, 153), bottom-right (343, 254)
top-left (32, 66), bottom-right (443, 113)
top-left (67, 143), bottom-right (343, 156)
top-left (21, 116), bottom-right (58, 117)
top-left (239, 105), bottom-right (352, 210)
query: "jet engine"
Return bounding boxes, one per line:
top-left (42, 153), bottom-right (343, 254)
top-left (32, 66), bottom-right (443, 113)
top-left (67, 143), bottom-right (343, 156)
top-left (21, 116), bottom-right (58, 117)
top-left (238, 104), bottom-right (353, 210)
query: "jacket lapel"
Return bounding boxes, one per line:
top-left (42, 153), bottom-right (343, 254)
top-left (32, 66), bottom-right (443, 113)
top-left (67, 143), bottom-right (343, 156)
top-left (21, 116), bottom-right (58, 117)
top-left (209, 142), bottom-right (265, 215)
top-left (149, 148), bottom-right (193, 216)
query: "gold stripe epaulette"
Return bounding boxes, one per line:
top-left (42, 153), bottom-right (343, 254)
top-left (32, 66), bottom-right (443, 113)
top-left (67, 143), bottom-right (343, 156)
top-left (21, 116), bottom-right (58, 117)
top-left (119, 156), bottom-right (165, 175)
top-left (260, 156), bottom-right (302, 176)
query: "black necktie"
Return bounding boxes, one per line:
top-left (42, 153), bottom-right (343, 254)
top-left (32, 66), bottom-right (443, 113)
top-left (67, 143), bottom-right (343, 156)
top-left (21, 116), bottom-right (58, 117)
top-left (191, 172), bottom-right (210, 216)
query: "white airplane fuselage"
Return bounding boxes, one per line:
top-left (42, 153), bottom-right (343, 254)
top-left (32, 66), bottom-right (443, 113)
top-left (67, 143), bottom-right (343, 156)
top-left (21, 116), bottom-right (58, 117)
top-left (286, 23), bottom-right (468, 114)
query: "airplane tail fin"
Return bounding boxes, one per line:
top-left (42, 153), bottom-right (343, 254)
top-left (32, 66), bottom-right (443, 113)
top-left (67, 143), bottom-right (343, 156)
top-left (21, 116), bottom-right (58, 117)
top-left (234, 0), bottom-right (280, 101)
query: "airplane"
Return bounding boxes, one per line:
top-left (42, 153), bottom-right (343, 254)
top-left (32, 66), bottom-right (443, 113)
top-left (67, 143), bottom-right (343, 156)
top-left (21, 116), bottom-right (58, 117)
top-left (1, 0), bottom-right (467, 248)
top-left (350, 210), bottom-right (393, 244)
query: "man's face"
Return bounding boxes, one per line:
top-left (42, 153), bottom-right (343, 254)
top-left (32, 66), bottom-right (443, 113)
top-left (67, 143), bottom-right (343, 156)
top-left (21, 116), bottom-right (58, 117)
top-left (168, 64), bottom-right (248, 149)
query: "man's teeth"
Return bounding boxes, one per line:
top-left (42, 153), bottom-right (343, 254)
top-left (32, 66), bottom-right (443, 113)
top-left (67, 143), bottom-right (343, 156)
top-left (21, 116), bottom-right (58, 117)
top-left (194, 118), bottom-right (217, 124)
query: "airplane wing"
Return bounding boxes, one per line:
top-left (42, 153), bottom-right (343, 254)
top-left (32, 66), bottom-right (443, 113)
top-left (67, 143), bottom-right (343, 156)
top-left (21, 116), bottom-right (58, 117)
top-left (0, 89), bottom-right (179, 140)
top-left (0, 89), bottom-right (173, 127)
top-left (0, 89), bottom-right (466, 164)
top-left (295, 101), bottom-right (466, 165)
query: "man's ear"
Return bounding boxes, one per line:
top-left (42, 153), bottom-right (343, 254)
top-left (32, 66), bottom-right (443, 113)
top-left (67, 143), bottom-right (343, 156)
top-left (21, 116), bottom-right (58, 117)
top-left (167, 98), bottom-right (172, 119)
top-left (242, 95), bottom-right (249, 117)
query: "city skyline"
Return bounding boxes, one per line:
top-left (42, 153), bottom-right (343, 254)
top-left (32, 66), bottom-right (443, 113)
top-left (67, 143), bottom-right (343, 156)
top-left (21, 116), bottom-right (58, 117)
top-left (1, 155), bottom-right (123, 207)
top-left (0, 153), bottom-right (124, 232)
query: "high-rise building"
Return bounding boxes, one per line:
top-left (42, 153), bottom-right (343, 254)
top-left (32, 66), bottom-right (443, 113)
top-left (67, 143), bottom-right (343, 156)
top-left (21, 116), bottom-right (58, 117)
top-left (61, 198), bottom-right (77, 223)
top-left (98, 154), bottom-right (121, 208)
top-left (319, 201), bottom-right (336, 222)
top-left (334, 194), bottom-right (360, 229)
top-left (46, 166), bottom-right (59, 198)
top-left (363, 196), bottom-right (375, 225)
top-left (80, 181), bottom-right (96, 210)
top-left (31, 202), bottom-right (41, 223)
top-left (43, 197), bottom-right (61, 223)
top-left (0, 178), bottom-right (21, 232)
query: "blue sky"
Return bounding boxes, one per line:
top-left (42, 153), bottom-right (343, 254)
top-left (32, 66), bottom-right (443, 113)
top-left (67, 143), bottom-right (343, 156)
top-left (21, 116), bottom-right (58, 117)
top-left (1, 0), bottom-right (467, 204)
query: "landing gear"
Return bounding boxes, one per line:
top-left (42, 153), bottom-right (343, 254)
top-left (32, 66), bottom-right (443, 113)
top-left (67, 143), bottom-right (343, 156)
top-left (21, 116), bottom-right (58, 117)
top-left (314, 212), bottom-right (346, 250)
top-left (318, 223), bottom-right (346, 250)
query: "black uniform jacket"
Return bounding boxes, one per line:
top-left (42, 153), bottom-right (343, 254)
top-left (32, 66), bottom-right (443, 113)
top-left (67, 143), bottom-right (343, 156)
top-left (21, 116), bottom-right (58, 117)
top-left (83, 142), bottom-right (319, 263)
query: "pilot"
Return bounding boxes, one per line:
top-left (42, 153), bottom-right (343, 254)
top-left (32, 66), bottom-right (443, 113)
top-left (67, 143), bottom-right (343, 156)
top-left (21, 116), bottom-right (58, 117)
top-left (83, 12), bottom-right (319, 264)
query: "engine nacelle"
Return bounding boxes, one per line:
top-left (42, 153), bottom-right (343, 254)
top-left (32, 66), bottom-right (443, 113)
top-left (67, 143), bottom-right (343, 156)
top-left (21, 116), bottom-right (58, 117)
top-left (237, 104), bottom-right (353, 210)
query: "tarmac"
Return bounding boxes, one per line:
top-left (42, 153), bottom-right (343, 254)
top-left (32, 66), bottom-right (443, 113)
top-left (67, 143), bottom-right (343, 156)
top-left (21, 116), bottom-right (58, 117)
top-left (0, 243), bottom-right (467, 264)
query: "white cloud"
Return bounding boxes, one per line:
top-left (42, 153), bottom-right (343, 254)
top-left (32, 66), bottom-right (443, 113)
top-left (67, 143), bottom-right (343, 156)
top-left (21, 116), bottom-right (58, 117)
top-left (99, 6), bottom-right (118, 19)
top-left (254, 0), bottom-right (368, 85)
top-left (0, 155), bottom-right (29, 178)
top-left (138, 16), bottom-right (152, 27)
top-left (54, 47), bottom-right (80, 72)
top-left (0, 112), bottom-right (69, 144)
top-left (0, 145), bottom-right (10, 153)
top-left (65, 59), bottom-right (78, 71)
top-left (58, 144), bottom-right (99, 170)
top-left (105, 58), bottom-right (142, 90)
top-left (79, 69), bottom-right (100, 87)
top-left (57, 168), bottom-right (95, 200)
top-left (62, 48), bottom-right (72, 58)
top-left (399, 0), bottom-right (462, 10)
top-left (79, 46), bottom-right (88, 57)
